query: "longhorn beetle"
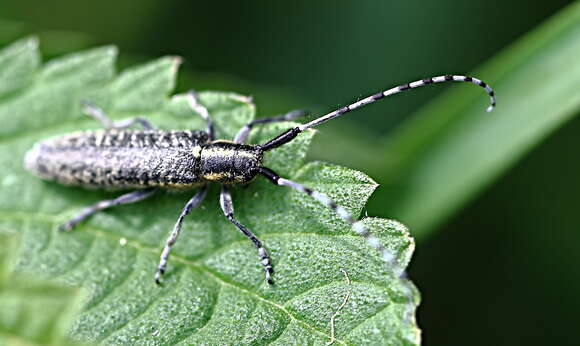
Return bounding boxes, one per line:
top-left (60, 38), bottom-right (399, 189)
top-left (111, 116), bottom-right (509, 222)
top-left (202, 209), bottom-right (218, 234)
top-left (24, 75), bottom-right (495, 287)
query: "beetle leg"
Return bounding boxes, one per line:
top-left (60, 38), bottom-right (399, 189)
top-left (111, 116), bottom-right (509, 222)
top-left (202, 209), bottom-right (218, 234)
top-left (219, 186), bottom-right (274, 284)
top-left (81, 100), bottom-right (155, 130)
top-left (59, 188), bottom-right (157, 231)
top-left (186, 91), bottom-right (215, 140)
top-left (155, 185), bottom-right (208, 285)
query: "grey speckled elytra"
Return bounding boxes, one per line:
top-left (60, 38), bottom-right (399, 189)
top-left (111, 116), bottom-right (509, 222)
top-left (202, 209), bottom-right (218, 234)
top-left (25, 129), bottom-right (262, 189)
top-left (24, 76), bottom-right (495, 291)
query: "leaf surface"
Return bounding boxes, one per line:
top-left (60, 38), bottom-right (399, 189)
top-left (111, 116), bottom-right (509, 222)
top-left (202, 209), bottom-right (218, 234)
top-left (0, 234), bottom-right (84, 346)
top-left (0, 38), bottom-right (419, 345)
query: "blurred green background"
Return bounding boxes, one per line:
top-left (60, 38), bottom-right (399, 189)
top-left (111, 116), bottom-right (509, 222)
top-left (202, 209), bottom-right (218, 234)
top-left (0, 1), bottom-right (578, 345)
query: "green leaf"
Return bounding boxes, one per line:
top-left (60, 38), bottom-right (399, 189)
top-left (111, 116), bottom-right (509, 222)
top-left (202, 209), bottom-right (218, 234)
top-left (363, 2), bottom-right (580, 238)
top-left (0, 235), bottom-right (84, 346)
top-left (0, 36), bottom-right (39, 97)
top-left (0, 39), bottom-right (419, 345)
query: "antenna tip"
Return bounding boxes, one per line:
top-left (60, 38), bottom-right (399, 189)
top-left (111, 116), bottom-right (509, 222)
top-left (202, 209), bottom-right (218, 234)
top-left (485, 97), bottom-right (496, 112)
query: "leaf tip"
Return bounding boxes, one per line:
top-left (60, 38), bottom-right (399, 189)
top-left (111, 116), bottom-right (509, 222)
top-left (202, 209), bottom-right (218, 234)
top-left (102, 44), bottom-right (119, 58)
top-left (230, 93), bottom-right (255, 106)
top-left (21, 35), bottom-right (39, 50)
top-left (0, 35), bottom-right (39, 57)
top-left (163, 55), bottom-right (183, 77)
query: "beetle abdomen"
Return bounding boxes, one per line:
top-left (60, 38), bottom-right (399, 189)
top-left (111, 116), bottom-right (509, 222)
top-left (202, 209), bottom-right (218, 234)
top-left (25, 129), bottom-right (210, 189)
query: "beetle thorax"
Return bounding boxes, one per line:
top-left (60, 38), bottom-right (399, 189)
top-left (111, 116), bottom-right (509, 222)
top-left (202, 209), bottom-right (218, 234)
top-left (199, 141), bottom-right (263, 184)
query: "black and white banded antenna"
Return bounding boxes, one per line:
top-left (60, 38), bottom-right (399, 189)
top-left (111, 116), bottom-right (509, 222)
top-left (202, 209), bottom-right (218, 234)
top-left (260, 74), bottom-right (496, 151)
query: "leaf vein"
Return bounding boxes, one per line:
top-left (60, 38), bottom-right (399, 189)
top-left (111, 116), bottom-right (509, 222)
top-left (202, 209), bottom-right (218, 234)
top-left (175, 283), bottom-right (222, 344)
top-left (53, 232), bottom-right (98, 279)
top-left (265, 317), bottom-right (290, 345)
top-left (82, 248), bottom-right (138, 312)
top-left (100, 266), bottom-right (186, 343)
top-left (0, 210), bottom-right (349, 344)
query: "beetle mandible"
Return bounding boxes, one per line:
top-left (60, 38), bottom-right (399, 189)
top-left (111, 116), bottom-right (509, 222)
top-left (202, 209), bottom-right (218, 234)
top-left (24, 75), bottom-right (496, 285)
